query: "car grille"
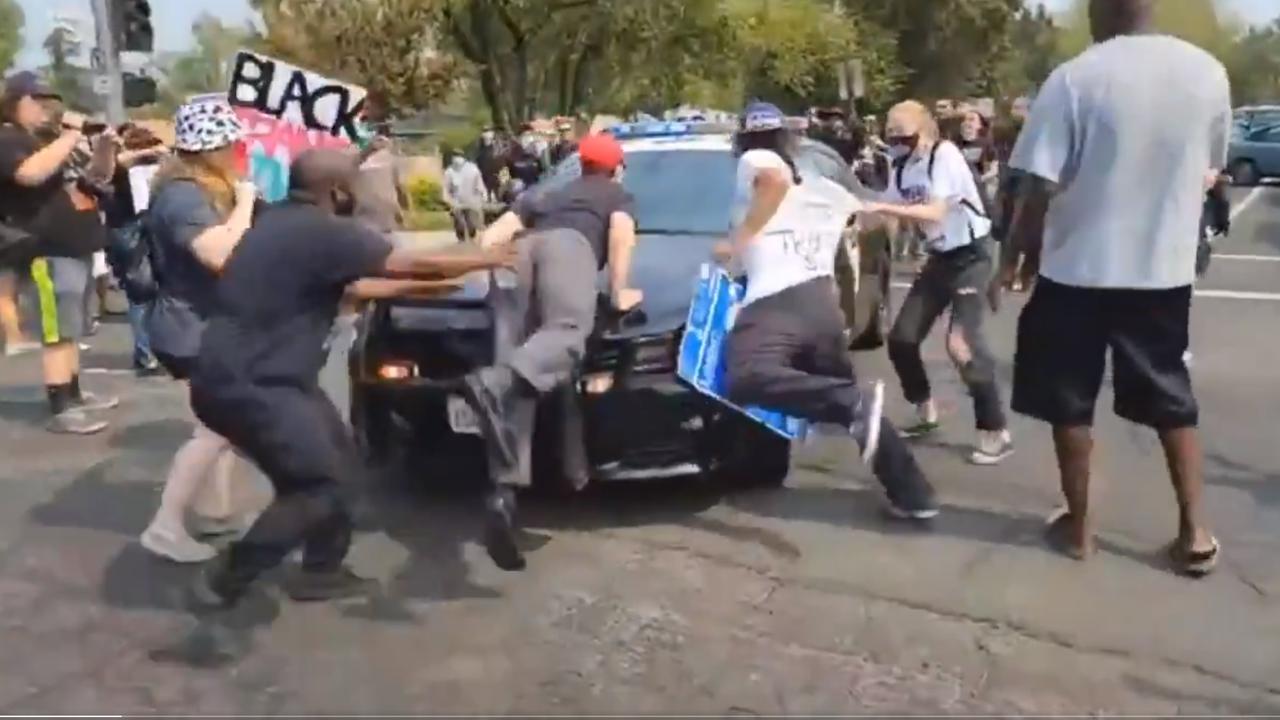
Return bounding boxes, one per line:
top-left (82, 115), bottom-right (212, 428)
top-left (384, 306), bottom-right (494, 380)
top-left (583, 381), bottom-right (706, 468)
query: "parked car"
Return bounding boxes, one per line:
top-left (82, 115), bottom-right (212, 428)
top-left (349, 122), bottom-right (891, 488)
top-left (1227, 120), bottom-right (1280, 186)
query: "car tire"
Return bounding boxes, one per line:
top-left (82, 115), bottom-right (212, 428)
top-left (714, 416), bottom-right (792, 488)
top-left (1231, 159), bottom-right (1260, 187)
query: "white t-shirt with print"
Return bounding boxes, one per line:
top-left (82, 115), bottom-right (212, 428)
top-left (732, 149), bottom-right (860, 307)
top-left (1009, 34), bottom-right (1231, 289)
top-left (881, 140), bottom-right (992, 253)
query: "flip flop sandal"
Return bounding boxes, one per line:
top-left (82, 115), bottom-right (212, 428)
top-left (1168, 536), bottom-right (1220, 577)
top-left (1044, 507), bottom-right (1093, 561)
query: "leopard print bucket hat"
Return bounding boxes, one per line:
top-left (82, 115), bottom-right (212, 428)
top-left (173, 99), bottom-right (245, 153)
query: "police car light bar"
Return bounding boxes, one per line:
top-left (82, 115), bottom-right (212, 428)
top-left (606, 120), bottom-right (737, 139)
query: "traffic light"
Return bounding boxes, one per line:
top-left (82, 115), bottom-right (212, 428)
top-left (122, 73), bottom-right (157, 107)
top-left (113, 0), bottom-right (153, 53)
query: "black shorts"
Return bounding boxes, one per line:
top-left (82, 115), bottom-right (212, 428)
top-left (1012, 277), bottom-right (1197, 430)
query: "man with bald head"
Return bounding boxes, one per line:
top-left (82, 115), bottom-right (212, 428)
top-left (187, 149), bottom-right (511, 615)
top-left (994, 0), bottom-right (1230, 574)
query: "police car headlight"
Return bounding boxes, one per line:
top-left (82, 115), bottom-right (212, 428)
top-left (377, 360), bottom-right (418, 381)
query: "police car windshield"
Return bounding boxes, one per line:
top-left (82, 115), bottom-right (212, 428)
top-left (547, 148), bottom-right (736, 235)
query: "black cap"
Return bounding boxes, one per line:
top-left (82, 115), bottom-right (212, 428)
top-left (3, 71), bottom-right (61, 103)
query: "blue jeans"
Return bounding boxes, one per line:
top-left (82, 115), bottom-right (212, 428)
top-left (128, 301), bottom-right (155, 367)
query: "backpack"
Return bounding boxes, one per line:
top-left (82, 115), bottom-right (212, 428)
top-left (893, 141), bottom-right (995, 230)
top-left (106, 215), bottom-right (159, 304)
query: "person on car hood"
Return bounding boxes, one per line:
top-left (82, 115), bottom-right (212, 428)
top-left (462, 132), bottom-right (642, 571)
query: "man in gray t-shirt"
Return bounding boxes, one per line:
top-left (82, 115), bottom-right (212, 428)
top-left (993, 0), bottom-right (1228, 576)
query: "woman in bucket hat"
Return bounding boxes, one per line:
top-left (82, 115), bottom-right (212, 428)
top-left (138, 99), bottom-right (262, 562)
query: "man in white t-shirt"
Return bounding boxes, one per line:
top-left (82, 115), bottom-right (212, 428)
top-left (720, 101), bottom-right (938, 520)
top-left (862, 100), bottom-right (1013, 466)
top-left (994, 0), bottom-right (1229, 574)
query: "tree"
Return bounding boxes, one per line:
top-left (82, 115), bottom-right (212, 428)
top-left (0, 0), bottom-right (23, 74)
top-left (253, 0), bottom-right (459, 113)
top-left (160, 14), bottom-right (255, 110)
top-left (1227, 21), bottom-right (1280, 105)
top-left (43, 26), bottom-right (85, 107)
top-left (852, 0), bottom-right (1024, 101)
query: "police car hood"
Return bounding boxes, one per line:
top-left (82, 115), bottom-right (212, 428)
top-left (400, 230), bottom-right (715, 341)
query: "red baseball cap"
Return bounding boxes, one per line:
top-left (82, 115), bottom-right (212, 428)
top-left (578, 133), bottom-right (624, 172)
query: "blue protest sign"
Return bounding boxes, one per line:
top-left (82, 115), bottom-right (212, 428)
top-left (677, 264), bottom-right (808, 440)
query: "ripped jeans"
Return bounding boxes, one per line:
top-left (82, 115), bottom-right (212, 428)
top-left (888, 242), bottom-right (1007, 432)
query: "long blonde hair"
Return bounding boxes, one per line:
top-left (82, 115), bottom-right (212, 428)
top-left (153, 148), bottom-right (238, 217)
top-left (887, 100), bottom-right (941, 146)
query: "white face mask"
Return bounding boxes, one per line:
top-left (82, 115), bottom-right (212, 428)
top-left (886, 144), bottom-right (912, 161)
top-left (451, 157), bottom-right (466, 169)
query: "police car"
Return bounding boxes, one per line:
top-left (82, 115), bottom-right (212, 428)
top-left (349, 121), bottom-right (892, 487)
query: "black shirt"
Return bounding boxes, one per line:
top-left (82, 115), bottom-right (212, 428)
top-left (147, 180), bottom-right (224, 319)
top-left (194, 202), bottom-right (393, 392)
top-left (0, 125), bottom-right (105, 258)
top-left (514, 175), bottom-right (634, 269)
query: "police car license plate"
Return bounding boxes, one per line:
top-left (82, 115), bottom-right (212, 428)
top-left (446, 396), bottom-right (481, 435)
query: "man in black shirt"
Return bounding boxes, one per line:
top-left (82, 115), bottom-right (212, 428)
top-left (0, 71), bottom-right (117, 435)
top-left (187, 149), bottom-right (512, 619)
top-left (463, 132), bottom-right (641, 571)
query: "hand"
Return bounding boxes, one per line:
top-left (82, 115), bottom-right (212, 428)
top-left (61, 111), bottom-right (86, 132)
top-left (482, 241), bottom-right (518, 269)
top-left (613, 287), bottom-right (644, 313)
top-left (986, 274), bottom-right (1005, 313)
top-left (234, 181), bottom-right (259, 207)
top-left (712, 240), bottom-right (734, 267)
top-left (98, 127), bottom-right (120, 147)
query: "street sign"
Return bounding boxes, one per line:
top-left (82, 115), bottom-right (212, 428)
top-left (92, 75), bottom-right (112, 96)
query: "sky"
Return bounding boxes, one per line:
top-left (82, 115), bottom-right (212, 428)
top-left (12, 0), bottom-right (1280, 72)
top-left (13, 0), bottom-right (259, 71)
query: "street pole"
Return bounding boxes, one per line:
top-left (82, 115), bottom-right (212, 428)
top-left (89, 0), bottom-right (126, 125)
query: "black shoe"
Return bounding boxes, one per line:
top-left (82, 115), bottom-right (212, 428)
top-left (484, 487), bottom-right (526, 571)
top-left (186, 565), bottom-right (237, 617)
top-left (284, 566), bottom-right (379, 603)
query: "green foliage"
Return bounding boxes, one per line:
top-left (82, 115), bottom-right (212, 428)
top-left (0, 0), bottom-right (23, 74)
top-left (252, 0), bottom-right (459, 113)
top-left (405, 175), bottom-right (448, 212)
top-left (158, 14), bottom-right (256, 114)
top-left (403, 208), bottom-right (454, 232)
top-left (43, 27), bottom-right (89, 111)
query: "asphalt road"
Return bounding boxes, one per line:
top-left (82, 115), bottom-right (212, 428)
top-left (1, 204), bottom-right (1279, 714)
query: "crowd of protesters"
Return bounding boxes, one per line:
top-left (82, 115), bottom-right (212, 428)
top-left (0, 0), bottom-right (1241, 668)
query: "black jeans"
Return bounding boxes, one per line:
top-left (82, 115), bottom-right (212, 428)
top-left (725, 277), bottom-right (935, 511)
top-left (888, 244), bottom-right (1007, 432)
top-left (193, 384), bottom-right (357, 600)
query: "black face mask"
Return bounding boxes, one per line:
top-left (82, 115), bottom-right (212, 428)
top-left (885, 133), bottom-right (920, 160)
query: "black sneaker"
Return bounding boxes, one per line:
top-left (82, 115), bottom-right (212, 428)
top-left (484, 487), bottom-right (526, 571)
top-left (186, 566), bottom-right (237, 616)
top-left (284, 566), bottom-right (379, 603)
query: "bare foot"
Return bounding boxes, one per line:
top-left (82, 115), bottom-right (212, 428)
top-left (1045, 508), bottom-right (1095, 560)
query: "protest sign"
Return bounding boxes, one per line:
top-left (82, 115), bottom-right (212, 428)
top-left (676, 264), bottom-right (808, 440)
top-left (225, 50), bottom-right (367, 201)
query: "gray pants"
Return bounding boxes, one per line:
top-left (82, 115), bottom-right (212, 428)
top-left (478, 228), bottom-right (598, 487)
top-left (888, 243), bottom-right (1007, 431)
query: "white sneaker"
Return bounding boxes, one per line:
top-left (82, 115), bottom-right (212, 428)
top-left (970, 429), bottom-right (1014, 466)
top-left (141, 523), bottom-right (218, 563)
top-left (3, 340), bottom-right (39, 357)
top-left (193, 513), bottom-right (256, 539)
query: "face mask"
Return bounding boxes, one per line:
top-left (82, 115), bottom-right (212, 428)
top-left (451, 157), bottom-right (466, 169)
top-left (886, 133), bottom-right (920, 160)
